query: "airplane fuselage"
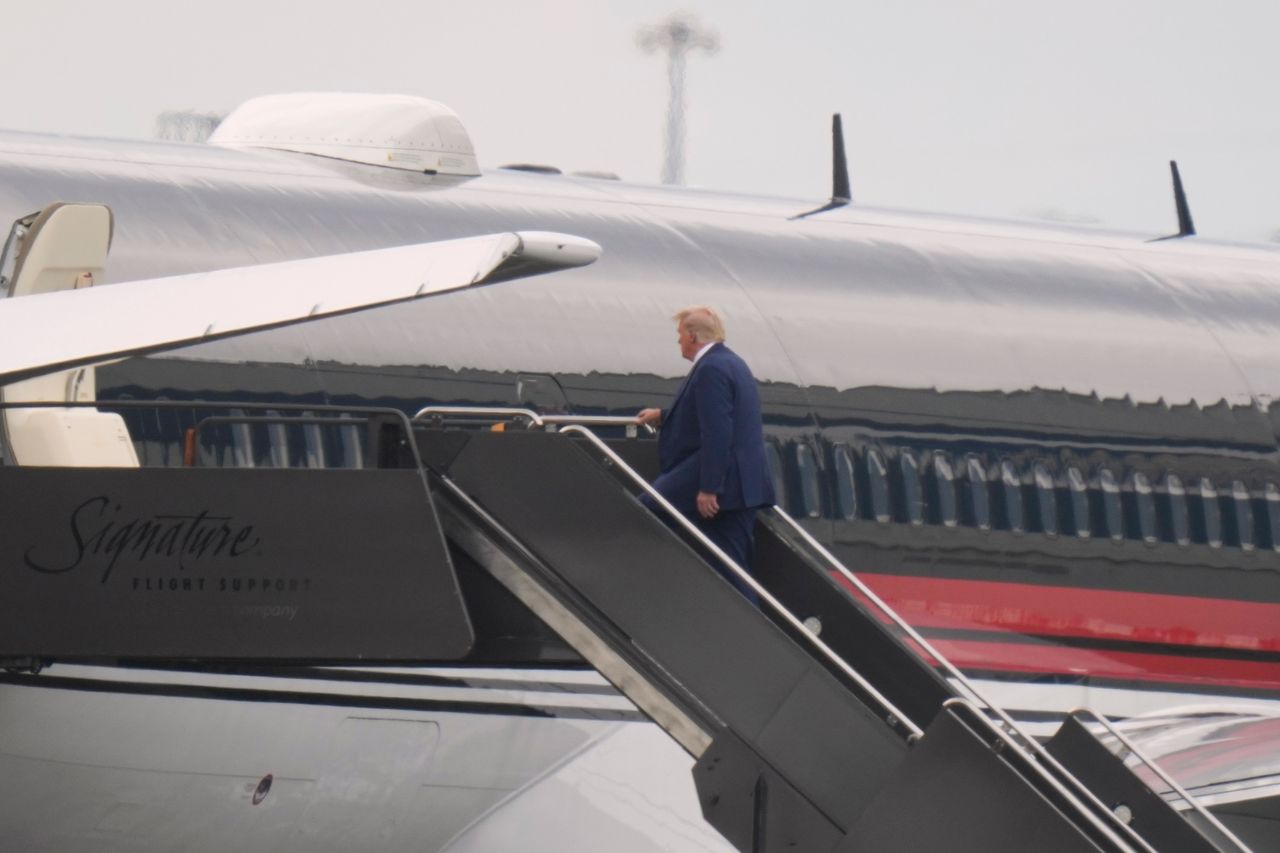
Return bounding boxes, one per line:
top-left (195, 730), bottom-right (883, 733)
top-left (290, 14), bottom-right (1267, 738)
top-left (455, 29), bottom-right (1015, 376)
top-left (1, 127), bottom-right (1279, 851)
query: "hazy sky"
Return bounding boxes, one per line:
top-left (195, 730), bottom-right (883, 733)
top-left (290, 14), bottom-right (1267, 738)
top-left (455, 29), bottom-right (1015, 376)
top-left (5, 1), bottom-right (1279, 242)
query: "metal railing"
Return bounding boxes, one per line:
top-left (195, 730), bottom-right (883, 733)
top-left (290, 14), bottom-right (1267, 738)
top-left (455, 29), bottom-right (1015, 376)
top-left (557, 423), bottom-right (924, 741)
top-left (414, 406), bottom-right (920, 737)
top-left (944, 698), bottom-right (1146, 852)
top-left (767, 506), bottom-right (1157, 852)
top-left (413, 405), bottom-right (654, 437)
top-left (0, 397), bottom-right (427, 471)
top-left (1070, 707), bottom-right (1252, 852)
top-left (413, 405), bottom-right (1212, 852)
top-left (542, 414), bottom-right (655, 436)
top-left (414, 405), bottom-right (545, 427)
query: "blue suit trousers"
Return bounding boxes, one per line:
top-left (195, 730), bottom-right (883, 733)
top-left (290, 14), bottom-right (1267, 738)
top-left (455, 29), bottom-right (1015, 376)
top-left (641, 491), bottom-right (760, 605)
top-left (698, 507), bottom-right (760, 606)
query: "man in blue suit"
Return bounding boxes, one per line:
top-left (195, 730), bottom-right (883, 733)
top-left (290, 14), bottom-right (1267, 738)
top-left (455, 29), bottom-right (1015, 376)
top-left (637, 305), bottom-right (775, 602)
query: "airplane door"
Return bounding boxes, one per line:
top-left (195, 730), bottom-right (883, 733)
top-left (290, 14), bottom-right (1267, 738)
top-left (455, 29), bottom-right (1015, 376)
top-left (0, 202), bottom-right (138, 467)
top-left (2, 202), bottom-right (112, 298)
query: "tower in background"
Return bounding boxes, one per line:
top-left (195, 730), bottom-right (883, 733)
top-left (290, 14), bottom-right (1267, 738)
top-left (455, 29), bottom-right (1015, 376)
top-left (637, 13), bottom-right (719, 186)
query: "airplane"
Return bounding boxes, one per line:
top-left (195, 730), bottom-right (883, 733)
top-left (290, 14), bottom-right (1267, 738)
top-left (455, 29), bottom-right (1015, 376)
top-left (0, 91), bottom-right (1277, 851)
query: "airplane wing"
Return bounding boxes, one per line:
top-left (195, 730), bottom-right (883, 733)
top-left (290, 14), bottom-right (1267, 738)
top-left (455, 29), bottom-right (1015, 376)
top-left (0, 230), bottom-right (600, 385)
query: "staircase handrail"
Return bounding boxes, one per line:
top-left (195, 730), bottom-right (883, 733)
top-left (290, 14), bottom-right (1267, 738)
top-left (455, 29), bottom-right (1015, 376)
top-left (1069, 706), bottom-right (1252, 852)
top-left (559, 423), bottom-right (924, 740)
top-left (770, 508), bottom-right (1158, 851)
top-left (945, 698), bottom-right (1150, 853)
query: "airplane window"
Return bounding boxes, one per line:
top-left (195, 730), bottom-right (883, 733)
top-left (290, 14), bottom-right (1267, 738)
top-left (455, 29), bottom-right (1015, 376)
top-left (339, 415), bottom-right (364, 469)
top-left (1199, 478), bottom-right (1222, 548)
top-left (1098, 468), bottom-right (1122, 541)
top-left (265, 410), bottom-right (288, 468)
top-left (933, 452), bottom-right (957, 528)
top-left (1067, 466), bottom-right (1090, 539)
top-left (1266, 483), bottom-right (1280, 552)
top-left (152, 396), bottom-right (180, 467)
top-left (146, 407), bottom-right (164, 466)
top-left (320, 415), bottom-right (364, 469)
top-left (250, 420), bottom-right (273, 467)
top-left (900, 451), bottom-right (924, 526)
top-left (867, 449), bottom-right (891, 524)
top-left (1033, 463), bottom-right (1058, 537)
top-left (766, 442), bottom-right (786, 511)
top-left (168, 408), bottom-right (193, 467)
top-left (833, 445), bottom-right (857, 521)
top-left (228, 408), bottom-right (254, 468)
top-left (1131, 472), bottom-right (1157, 545)
top-left (795, 444), bottom-right (822, 519)
top-left (248, 412), bottom-right (286, 469)
top-left (284, 418), bottom-right (309, 468)
top-left (1166, 474), bottom-right (1190, 546)
top-left (302, 414), bottom-right (326, 469)
top-left (165, 408), bottom-right (187, 466)
top-left (126, 400), bottom-right (166, 467)
top-left (1232, 480), bottom-right (1254, 552)
top-left (965, 455), bottom-right (990, 530)
top-left (999, 460), bottom-right (1023, 533)
top-left (111, 394), bottom-right (148, 463)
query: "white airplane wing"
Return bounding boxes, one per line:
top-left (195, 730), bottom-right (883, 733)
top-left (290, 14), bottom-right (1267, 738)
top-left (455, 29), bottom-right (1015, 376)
top-left (0, 230), bottom-right (599, 385)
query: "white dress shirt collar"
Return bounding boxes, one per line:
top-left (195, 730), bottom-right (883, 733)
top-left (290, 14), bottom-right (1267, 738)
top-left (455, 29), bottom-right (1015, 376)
top-left (692, 341), bottom-right (716, 365)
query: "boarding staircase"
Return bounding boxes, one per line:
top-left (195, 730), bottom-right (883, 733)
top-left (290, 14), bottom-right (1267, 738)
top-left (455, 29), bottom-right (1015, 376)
top-left (410, 407), bottom-right (1251, 853)
top-left (0, 400), bottom-right (1255, 852)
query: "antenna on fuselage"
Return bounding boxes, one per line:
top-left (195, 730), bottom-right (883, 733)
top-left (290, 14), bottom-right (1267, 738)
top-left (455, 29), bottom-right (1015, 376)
top-left (791, 114), bottom-right (852, 220)
top-left (1149, 160), bottom-right (1196, 241)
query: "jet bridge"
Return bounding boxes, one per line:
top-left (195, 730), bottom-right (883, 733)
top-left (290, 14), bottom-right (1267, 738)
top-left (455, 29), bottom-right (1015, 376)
top-left (411, 408), bottom-right (1252, 853)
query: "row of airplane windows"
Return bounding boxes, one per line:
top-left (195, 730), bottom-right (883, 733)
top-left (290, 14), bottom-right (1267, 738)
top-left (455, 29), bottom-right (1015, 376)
top-left (117, 404), bottom-right (1280, 553)
top-left (769, 441), bottom-right (1280, 553)
top-left (122, 407), bottom-right (367, 471)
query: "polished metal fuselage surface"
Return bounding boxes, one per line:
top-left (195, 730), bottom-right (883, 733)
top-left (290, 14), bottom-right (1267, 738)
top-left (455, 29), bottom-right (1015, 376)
top-left (1, 129), bottom-right (1279, 852)
top-left (2, 130), bottom-right (1278, 695)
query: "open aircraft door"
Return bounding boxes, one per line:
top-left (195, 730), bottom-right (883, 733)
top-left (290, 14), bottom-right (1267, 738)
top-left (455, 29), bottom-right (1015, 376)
top-left (0, 203), bottom-right (138, 467)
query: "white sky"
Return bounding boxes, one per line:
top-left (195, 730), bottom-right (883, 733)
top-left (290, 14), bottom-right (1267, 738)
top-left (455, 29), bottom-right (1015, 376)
top-left (4, 0), bottom-right (1279, 242)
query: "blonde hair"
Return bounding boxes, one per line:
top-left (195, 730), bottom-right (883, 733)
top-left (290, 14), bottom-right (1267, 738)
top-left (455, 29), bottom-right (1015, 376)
top-left (673, 304), bottom-right (726, 344)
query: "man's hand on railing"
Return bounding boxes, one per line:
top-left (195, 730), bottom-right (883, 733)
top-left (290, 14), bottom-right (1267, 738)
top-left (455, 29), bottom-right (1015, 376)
top-left (636, 408), bottom-right (663, 428)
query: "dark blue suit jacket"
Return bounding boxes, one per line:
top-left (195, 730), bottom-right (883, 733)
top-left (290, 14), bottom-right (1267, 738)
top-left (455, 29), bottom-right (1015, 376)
top-left (653, 343), bottom-right (776, 515)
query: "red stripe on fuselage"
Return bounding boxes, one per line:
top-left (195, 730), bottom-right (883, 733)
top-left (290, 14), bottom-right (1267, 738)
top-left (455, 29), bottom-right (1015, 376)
top-left (842, 573), bottom-right (1280, 653)
top-left (925, 637), bottom-right (1280, 692)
